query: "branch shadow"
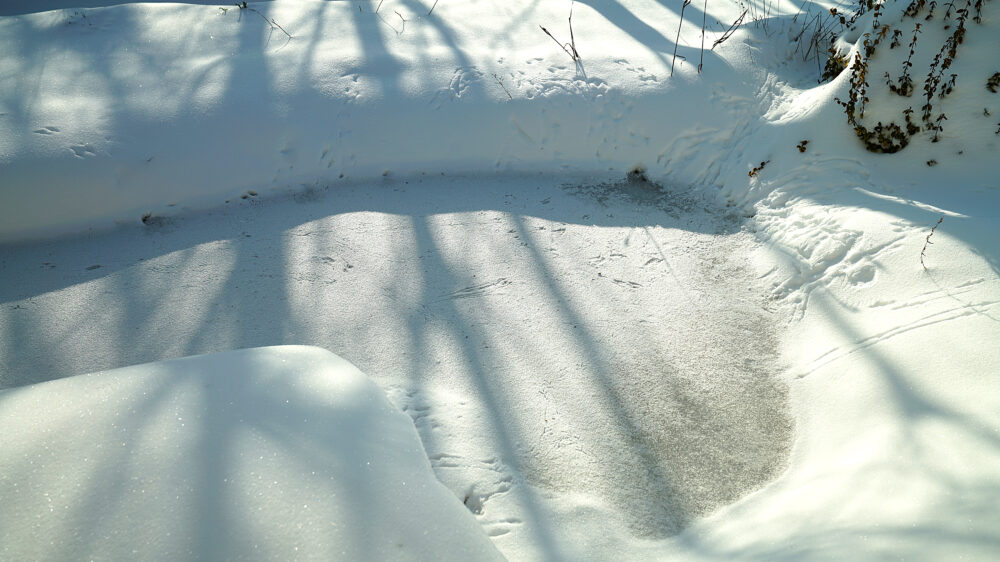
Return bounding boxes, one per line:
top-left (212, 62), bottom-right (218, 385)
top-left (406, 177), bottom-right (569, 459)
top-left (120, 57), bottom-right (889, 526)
top-left (1, 172), bottom-right (795, 554)
top-left (673, 289), bottom-right (1000, 559)
top-left (0, 1), bottom-right (811, 554)
top-left (0, 348), bottom-right (502, 559)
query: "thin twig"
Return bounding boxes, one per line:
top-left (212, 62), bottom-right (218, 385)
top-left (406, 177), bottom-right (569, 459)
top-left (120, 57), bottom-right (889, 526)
top-left (386, 10), bottom-right (406, 35)
top-left (539, 2), bottom-right (581, 62)
top-left (262, 13), bottom-right (292, 38)
top-left (428, 0), bottom-right (439, 16)
top-left (568, 1), bottom-right (580, 60)
top-left (792, 11), bottom-right (821, 44)
top-left (671, 0), bottom-right (692, 77)
top-left (377, 0), bottom-right (384, 13)
top-left (698, 0), bottom-right (707, 72)
top-left (540, 25), bottom-right (579, 61)
top-left (493, 73), bottom-right (513, 100)
top-left (713, 9), bottom-right (746, 50)
top-left (920, 217), bottom-right (944, 270)
top-left (792, 0), bottom-right (806, 23)
top-left (795, 13), bottom-right (822, 59)
top-left (238, 4), bottom-right (293, 39)
top-left (763, 0), bottom-right (773, 36)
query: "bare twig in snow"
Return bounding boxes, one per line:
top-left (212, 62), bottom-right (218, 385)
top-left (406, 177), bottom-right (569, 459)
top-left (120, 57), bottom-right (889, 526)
top-left (568, 1), bottom-right (580, 60)
top-left (428, 0), bottom-right (439, 16)
top-left (792, 0), bottom-right (806, 22)
top-left (493, 73), bottom-right (513, 100)
top-left (235, 3), bottom-right (292, 39)
top-left (262, 13), bottom-right (292, 38)
top-left (763, 0), bottom-right (773, 36)
top-left (540, 26), bottom-right (579, 61)
top-left (699, 0), bottom-right (707, 72)
top-left (540, 1), bottom-right (580, 62)
top-left (671, 0), bottom-right (692, 77)
top-left (713, 9), bottom-right (746, 50)
top-left (920, 217), bottom-right (944, 270)
top-left (383, 10), bottom-right (407, 35)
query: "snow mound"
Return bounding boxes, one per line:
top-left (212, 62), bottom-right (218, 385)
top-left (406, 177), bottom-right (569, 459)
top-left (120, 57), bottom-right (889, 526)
top-left (0, 0), bottom-right (760, 242)
top-left (0, 346), bottom-right (503, 561)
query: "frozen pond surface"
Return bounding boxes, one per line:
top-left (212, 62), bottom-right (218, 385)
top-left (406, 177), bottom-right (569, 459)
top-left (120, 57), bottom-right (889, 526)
top-left (0, 174), bottom-right (792, 552)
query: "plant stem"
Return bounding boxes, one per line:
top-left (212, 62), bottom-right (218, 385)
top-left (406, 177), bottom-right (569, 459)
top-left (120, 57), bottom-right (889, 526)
top-left (672, 0), bottom-right (692, 77)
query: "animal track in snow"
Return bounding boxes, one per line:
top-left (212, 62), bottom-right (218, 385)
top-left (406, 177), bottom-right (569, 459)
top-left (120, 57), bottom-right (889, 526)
top-left (339, 73), bottom-right (363, 102)
top-left (69, 144), bottom-right (96, 158)
top-left (388, 387), bottom-right (517, 519)
top-left (447, 278), bottom-right (512, 300)
top-left (318, 146), bottom-right (336, 169)
top-left (886, 281), bottom-right (988, 311)
top-left (427, 452), bottom-right (465, 469)
top-left (454, 458), bottom-right (514, 515)
top-left (614, 58), bottom-right (658, 83)
top-left (588, 252), bottom-right (626, 267)
top-left (760, 205), bottom-right (906, 318)
top-left (611, 277), bottom-right (643, 289)
top-left (846, 263), bottom-right (877, 285)
top-left (431, 67), bottom-right (484, 108)
top-left (402, 402), bottom-right (432, 425)
top-left (483, 517), bottom-right (523, 537)
top-left (801, 298), bottom-right (1000, 377)
top-left (656, 125), bottom-right (733, 186)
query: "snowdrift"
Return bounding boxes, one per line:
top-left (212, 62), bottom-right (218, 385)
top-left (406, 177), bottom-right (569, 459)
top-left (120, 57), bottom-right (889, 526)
top-left (0, 346), bottom-right (503, 560)
top-left (0, 0), bottom-right (767, 242)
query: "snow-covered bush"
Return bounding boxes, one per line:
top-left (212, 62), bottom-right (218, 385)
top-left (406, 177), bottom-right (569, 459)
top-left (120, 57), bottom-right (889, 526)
top-left (824, 0), bottom-right (995, 153)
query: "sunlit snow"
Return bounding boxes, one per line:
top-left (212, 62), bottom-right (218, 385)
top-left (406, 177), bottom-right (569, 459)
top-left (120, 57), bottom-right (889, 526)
top-left (1, 0), bottom-right (998, 560)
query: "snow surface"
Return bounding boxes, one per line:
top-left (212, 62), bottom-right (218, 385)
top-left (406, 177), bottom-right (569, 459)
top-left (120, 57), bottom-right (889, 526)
top-left (2, 0), bottom-right (999, 560)
top-left (0, 346), bottom-right (504, 560)
top-left (0, 171), bottom-right (797, 555)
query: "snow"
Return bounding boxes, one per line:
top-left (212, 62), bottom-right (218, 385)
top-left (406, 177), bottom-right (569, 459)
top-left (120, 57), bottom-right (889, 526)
top-left (0, 346), bottom-right (504, 560)
top-left (0, 0), bottom-right (762, 242)
top-left (2, 0), bottom-right (999, 560)
top-left (0, 173), bottom-right (796, 558)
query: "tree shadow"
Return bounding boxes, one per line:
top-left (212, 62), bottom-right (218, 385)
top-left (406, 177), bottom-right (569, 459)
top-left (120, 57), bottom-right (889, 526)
top-left (667, 289), bottom-right (1000, 559)
top-left (0, 347), bottom-right (505, 559)
top-left (0, 0), bottom-right (826, 554)
top-left (1, 172), bottom-right (794, 554)
top-left (0, 0), bottom-right (288, 17)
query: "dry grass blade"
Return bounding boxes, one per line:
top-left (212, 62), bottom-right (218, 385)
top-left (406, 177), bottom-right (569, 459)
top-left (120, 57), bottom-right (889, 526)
top-left (541, 26), bottom-right (579, 61)
top-left (540, 1), bottom-right (580, 62)
top-left (568, 0), bottom-right (581, 60)
top-left (672, 0), bottom-right (692, 77)
top-left (713, 9), bottom-right (747, 50)
top-left (493, 73), bottom-right (513, 99)
top-left (699, 0), bottom-right (708, 72)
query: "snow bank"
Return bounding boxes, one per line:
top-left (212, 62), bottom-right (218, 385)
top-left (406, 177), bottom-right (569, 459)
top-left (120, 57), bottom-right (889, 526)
top-left (0, 0), bottom-right (758, 242)
top-left (0, 346), bottom-right (503, 561)
top-left (657, 2), bottom-right (1000, 558)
